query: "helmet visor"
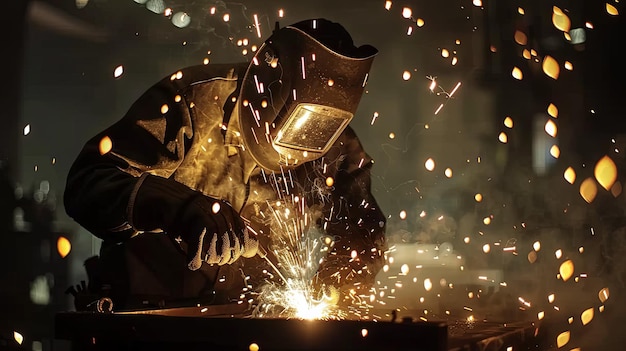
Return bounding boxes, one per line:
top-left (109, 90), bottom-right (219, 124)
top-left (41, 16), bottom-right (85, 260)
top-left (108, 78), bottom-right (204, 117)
top-left (274, 103), bottom-right (353, 153)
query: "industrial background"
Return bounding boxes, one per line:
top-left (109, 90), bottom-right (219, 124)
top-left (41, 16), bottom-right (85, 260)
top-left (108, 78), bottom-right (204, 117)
top-left (1, 0), bottom-right (626, 350)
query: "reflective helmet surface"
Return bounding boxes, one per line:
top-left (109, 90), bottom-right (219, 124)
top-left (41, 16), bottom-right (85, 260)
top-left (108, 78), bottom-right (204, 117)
top-left (239, 18), bottom-right (378, 172)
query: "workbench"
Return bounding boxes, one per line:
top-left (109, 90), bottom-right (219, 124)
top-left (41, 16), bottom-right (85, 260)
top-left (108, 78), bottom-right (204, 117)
top-left (55, 305), bottom-right (538, 351)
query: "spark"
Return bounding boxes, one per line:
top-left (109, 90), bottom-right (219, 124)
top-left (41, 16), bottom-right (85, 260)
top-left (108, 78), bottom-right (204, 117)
top-left (427, 76), bottom-right (437, 92)
top-left (449, 82), bottom-right (461, 97)
top-left (370, 112), bottom-right (379, 125)
top-left (253, 197), bottom-right (344, 320)
top-left (13, 332), bottom-right (23, 345)
top-left (434, 103), bottom-right (444, 115)
top-left (253, 14), bottom-right (261, 38)
top-left (114, 65), bottom-right (124, 78)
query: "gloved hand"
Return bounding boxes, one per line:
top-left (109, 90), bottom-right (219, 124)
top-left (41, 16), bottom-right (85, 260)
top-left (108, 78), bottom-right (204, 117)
top-left (177, 195), bottom-right (258, 270)
top-left (130, 174), bottom-right (258, 270)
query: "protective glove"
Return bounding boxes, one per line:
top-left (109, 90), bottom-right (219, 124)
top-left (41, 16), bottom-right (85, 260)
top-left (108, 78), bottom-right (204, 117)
top-left (177, 194), bottom-right (258, 269)
top-left (130, 174), bottom-right (258, 270)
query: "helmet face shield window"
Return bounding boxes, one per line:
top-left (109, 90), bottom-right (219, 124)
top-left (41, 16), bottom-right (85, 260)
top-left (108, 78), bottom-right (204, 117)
top-left (274, 104), bottom-right (353, 155)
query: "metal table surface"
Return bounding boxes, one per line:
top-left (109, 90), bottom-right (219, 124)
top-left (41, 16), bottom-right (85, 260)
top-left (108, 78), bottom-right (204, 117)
top-left (54, 306), bottom-right (536, 351)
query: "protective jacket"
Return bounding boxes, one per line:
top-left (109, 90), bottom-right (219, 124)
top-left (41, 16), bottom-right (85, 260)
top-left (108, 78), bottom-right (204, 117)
top-left (64, 63), bottom-right (387, 310)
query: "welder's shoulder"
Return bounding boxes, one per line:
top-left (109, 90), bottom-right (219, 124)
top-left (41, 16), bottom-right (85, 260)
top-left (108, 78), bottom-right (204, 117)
top-left (157, 62), bottom-right (249, 90)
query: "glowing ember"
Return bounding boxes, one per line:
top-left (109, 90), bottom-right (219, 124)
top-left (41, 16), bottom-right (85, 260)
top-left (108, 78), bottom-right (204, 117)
top-left (99, 136), bottom-right (113, 155)
top-left (402, 7), bottom-right (412, 18)
top-left (594, 155), bottom-right (617, 190)
top-left (482, 244), bottom-right (491, 253)
top-left (424, 278), bottom-right (432, 291)
top-left (57, 236), bottom-right (71, 258)
top-left (559, 260), bottom-right (574, 282)
top-left (325, 177), bottom-right (334, 187)
top-left (401, 264), bottom-right (409, 274)
top-left (504, 116), bottom-right (514, 128)
top-left (542, 56), bottom-right (560, 79)
top-left (514, 30), bottom-right (527, 45)
top-left (498, 132), bottom-right (508, 143)
top-left (114, 65), bottom-right (124, 78)
top-left (580, 177), bottom-right (598, 203)
top-left (399, 210), bottom-right (407, 219)
top-left (544, 120), bottom-right (557, 137)
top-left (552, 7), bottom-right (571, 32)
top-left (547, 103), bottom-right (558, 118)
top-left (555, 249), bottom-right (563, 259)
top-left (402, 70), bottom-right (411, 80)
top-left (548, 293), bottom-right (555, 303)
top-left (13, 332), bottom-right (23, 345)
top-left (581, 307), bottom-right (594, 325)
top-left (424, 158), bottom-right (435, 171)
top-left (556, 330), bottom-right (570, 348)
top-left (512, 67), bottom-right (523, 80)
top-left (612, 182), bottom-right (623, 197)
top-left (533, 241), bottom-right (541, 251)
top-left (564, 167), bottom-right (576, 184)
top-left (599, 287), bottom-right (610, 303)
top-left (550, 145), bottom-right (560, 158)
top-left (564, 61), bottom-right (573, 70)
top-left (249, 343), bottom-right (260, 351)
top-left (474, 193), bottom-right (483, 202)
top-left (606, 3), bottom-right (619, 15)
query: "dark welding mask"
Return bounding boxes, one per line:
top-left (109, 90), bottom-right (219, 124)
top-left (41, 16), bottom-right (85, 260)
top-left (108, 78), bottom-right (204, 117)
top-left (238, 18), bottom-right (378, 172)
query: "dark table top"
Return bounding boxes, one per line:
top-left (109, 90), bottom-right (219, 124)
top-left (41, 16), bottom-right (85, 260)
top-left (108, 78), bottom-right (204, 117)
top-left (54, 306), bottom-right (537, 351)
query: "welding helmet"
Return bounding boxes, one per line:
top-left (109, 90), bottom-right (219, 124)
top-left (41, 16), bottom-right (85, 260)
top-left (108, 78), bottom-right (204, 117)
top-left (238, 18), bottom-right (378, 172)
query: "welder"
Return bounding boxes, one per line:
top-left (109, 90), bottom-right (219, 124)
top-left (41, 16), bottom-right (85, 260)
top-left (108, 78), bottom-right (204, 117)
top-left (64, 18), bottom-right (387, 311)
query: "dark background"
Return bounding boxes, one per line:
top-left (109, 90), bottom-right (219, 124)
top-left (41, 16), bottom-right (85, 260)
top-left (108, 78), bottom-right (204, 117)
top-left (2, 0), bottom-right (626, 349)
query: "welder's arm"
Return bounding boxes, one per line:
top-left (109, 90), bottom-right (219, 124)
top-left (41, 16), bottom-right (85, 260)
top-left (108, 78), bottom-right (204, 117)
top-left (63, 74), bottom-right (257, 267)
top-left (313, 128), bottom-right (387, 301)
top-left (64, 75), bottom-right (188, 242)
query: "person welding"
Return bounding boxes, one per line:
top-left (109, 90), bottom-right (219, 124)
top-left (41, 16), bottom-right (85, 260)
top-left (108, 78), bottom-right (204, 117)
top-left (64, 18), bottom-right (387, 311)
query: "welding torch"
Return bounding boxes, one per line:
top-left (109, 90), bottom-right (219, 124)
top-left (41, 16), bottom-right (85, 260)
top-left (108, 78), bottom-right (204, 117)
top-left (255, 244), bottom-right (288, 284)
top-left (245, 224), bottom-right (288, 285)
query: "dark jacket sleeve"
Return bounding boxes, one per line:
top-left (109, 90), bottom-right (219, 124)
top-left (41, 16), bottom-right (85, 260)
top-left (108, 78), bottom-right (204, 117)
top-left (64, 73), bottom-right (194, 242)
top-left (313, 126), bottom-right (387, 294)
